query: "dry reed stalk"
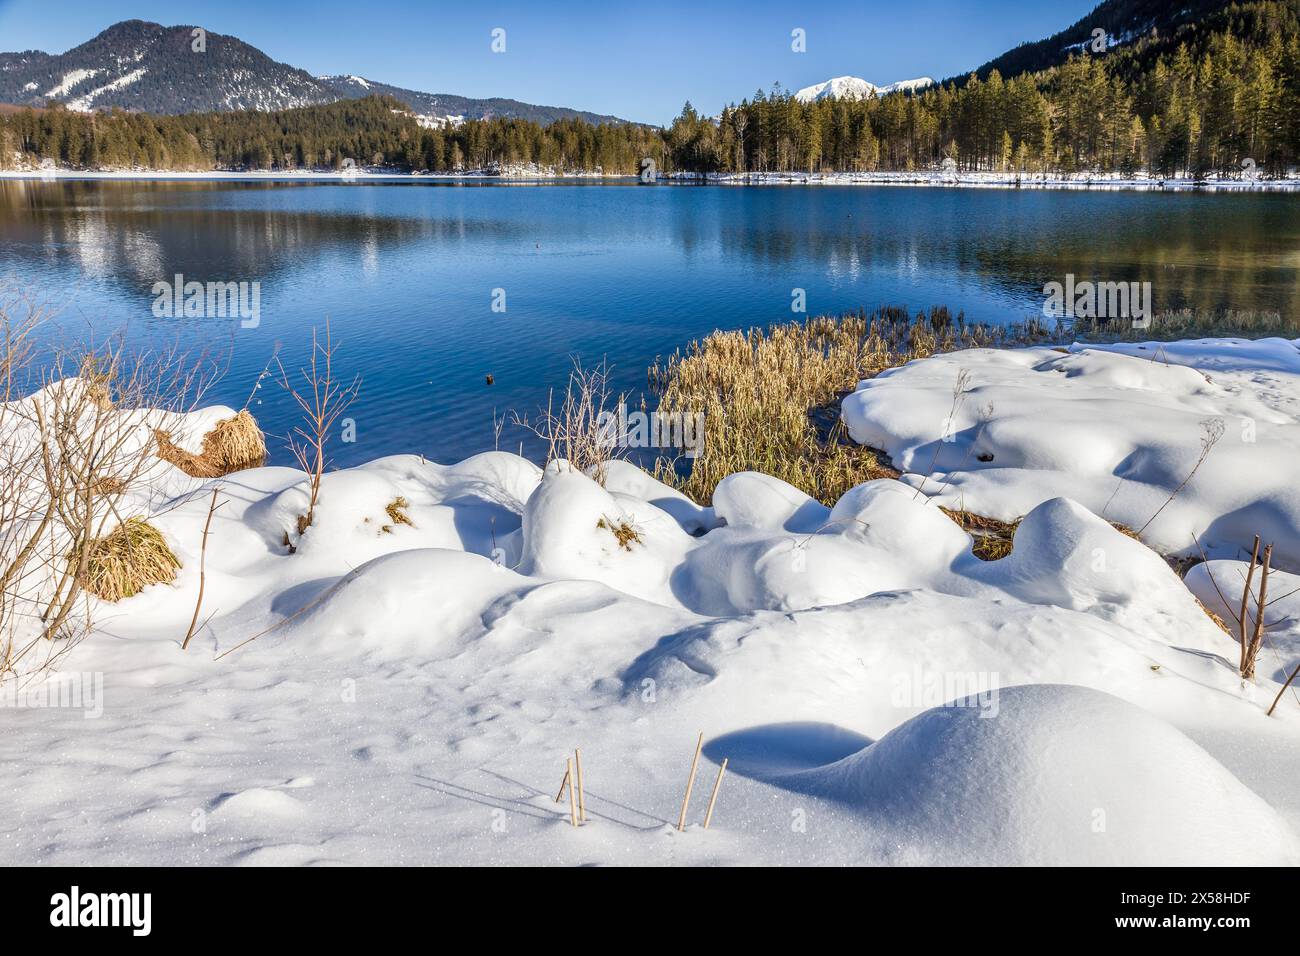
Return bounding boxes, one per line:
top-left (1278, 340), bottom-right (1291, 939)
top-left (1268, 663), bottom-right (1300, 717)
top-left (1239, 536), bottom-right (1261, 675)
top-left (554, 768), bottom-right (571, 803)
top-left (1243, 544), bottom-right (1273, 680)
top-left (703, 758), bottom-right (728, 830)
top-left (1136, 417), bottom-right (1224, 537)
top-left (574, 748), bottom-right (586, 822)
top-left (566, 757), bottom-right (578, 827)
top-left (677, 732), bottom-right (703, 832)
top-left (182, 487), bottom-right (223, 650)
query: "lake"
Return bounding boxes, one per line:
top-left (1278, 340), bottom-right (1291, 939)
top-left (2, 178), bottom-right (1298, 467)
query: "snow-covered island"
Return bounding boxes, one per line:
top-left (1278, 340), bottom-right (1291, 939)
top-left (2, 336), bottom-right (1299, 866)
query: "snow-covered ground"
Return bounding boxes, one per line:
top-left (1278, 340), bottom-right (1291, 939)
top-left (2, 337), bottom-right (1299, 866)
top-left (669, 169), bottom-right (1300, 191)
top-left (843, 337), bottom-right (1300, 569)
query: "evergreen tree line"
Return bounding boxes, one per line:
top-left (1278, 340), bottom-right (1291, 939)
top-left (2, 1), bottom-right (1298, 178)
top-left (667, 4), bottom-right (1300, 176)
top-left (0, 95), bottom-right (663, 174)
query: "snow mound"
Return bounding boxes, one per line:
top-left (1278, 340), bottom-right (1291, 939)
top-left (287, 549), bottom-right (527, 655)
top-left (971, 497), bottom-right (1224, 647)
top-left (519, 465), bottom-right (694, 606)
top-left (788, 684), bottom-right (1299, 865)
top-left (841, 339), bottom-right (1300, 568)
top-left (712, 471), bottom-right (828, 532)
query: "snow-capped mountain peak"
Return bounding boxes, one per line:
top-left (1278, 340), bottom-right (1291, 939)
top-left (879, 76), bottom-right (935, 94)
top-left (793, 75), bottom-right (934, 103)
top-left (0, 20), bottom-right (629, 124)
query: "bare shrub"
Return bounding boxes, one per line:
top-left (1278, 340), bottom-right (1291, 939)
top-left (0, 298), bottom-right (218, 682)
top-left (512, 358), bottom-right (624, 486)
top-left (1192, 533), bottom-right (1292, 683)
top-left (275, 323), bottom-right (360, 544)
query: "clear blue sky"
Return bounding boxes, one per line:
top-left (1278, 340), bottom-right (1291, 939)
top-left (0, 0), bottom-right (1094, 124)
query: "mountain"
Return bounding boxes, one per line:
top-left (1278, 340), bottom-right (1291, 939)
top-left (793, 75), bottom-right (935, 103)
top-left (0, 20), bottom-right (628, 124)
top-left (968, 0), bottom-right (1239, 80)
top-left (316, 74), bottom-right (625, 126)
top-left (0, 20), bottom-right (326, 113)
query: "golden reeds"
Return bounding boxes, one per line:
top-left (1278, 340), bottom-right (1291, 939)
top-left (649, 307), bottom-right (1050, 506)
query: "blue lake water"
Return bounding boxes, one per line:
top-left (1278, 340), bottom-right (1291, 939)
top-left (2, 179), bottom-right (1298, 467)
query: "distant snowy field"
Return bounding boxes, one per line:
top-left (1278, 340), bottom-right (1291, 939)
top-left (2, 337), bottom-right (1299, 866)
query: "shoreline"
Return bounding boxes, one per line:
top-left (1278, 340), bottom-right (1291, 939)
top-left (3, 167), bottom-right (1299, 191)
top-left (670, 169), bottom-right (1300, 192)
top-left (0, 167), bottom-right (629, 183)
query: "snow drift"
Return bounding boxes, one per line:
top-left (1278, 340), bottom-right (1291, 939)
top-left (785, 684), bottom-right (1298, 866)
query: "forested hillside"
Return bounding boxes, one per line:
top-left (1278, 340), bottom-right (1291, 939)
top-left (0, 95), bottom-right (660, 173)
top-left (666, 0), bottom-right (1300, 176)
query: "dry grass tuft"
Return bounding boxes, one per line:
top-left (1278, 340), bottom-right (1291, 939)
top-left (598, 515), bottom-right (643, 551)
top-left (155, 409), bottom-right (267, 478)
top-left (649, 306), bottom-right (1052, 506)
top-left (1193, 596), bottom-right (1234, 636)
top-left (381, 496), bottom-right (413, 533)
top-left (940, 507), bottom-right (1021, 561)
top-left (72, 518), bottom-right (181, 602)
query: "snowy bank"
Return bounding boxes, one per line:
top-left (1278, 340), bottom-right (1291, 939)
top-left (2, 340), bottom-right (1299, 865)
top-left (843, 337), bottom-right (1300, 570)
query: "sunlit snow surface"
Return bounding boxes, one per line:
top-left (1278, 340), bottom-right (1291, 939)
top-left (2, 338), bottom-right (1299, 865)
